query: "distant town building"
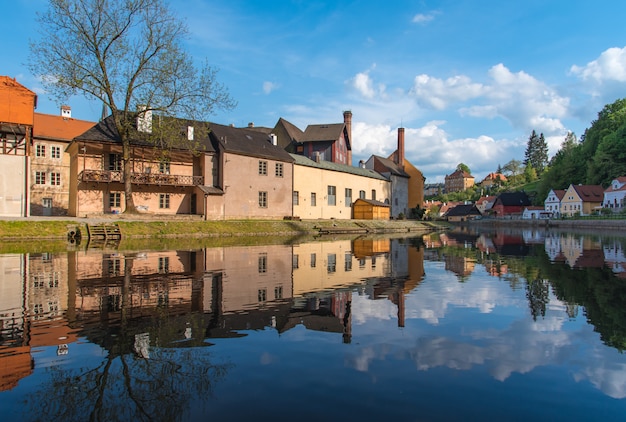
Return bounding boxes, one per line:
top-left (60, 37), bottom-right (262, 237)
top-left (445, 169), bottom-right (474, 193)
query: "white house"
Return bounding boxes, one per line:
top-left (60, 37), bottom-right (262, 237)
top-left (602, 176), bottom-right (626, 211)
top-left (544, 189), bottom-right (565, 218)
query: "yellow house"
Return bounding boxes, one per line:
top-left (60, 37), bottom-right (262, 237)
top-left (560, 184), bottom-right (604, 217)
top-left (291, 154), bottom-right (390, 219)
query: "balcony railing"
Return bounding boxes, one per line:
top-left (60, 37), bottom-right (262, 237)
top-left (80, 170), bottom-right (203, 186)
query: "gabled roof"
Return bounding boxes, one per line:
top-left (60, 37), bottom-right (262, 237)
top-left (34, 112), bottom-right (96, 142)
top-left (74, 113), bottom-right (216, 153)
top-left (368, 155), bottom-right (410, 178)
top-left (445, 204), bottom-right (481, 217)
top-left (290, 154), bottom-right (387, 180)
top-left (547, 189), bottom-right (566, 200)
top-left (354, 198), bottom-right (389, 207)
top-left (605, 178), bottom-right (626, 193)
top-left (301, 123), bottom-right (346, 143)
top-left (571, 184), bottom-right (604, 201)
top-left (481, 172), bottom-right (507, 183)
top-left (494, 191), bottom-right (531, 206)
top-left (209, 122), bottom-right (293, 162)
top-left (476, 196), bottom-right (495, 204)
top-left (275, 118), bottom-right (304, 142)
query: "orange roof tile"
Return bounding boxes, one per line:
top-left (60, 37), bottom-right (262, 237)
top-left (34, 112), bottom-right (96, 142)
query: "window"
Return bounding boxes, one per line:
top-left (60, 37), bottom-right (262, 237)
top-left (311, 192), bottom-right (316, 206)
top-left (359, 190), bottom-right (366, 199)
top-left (328, 185), bottom-right (336, 206)
top-left (108, 153), bottom-right (122, 171)
top-left (345, 188), bottom-right (352, 207)
top-left (35, 171), bottom-right (46, 184)
top-left (275, 163), bottom-right (283, 177)
top-left (158, 257), bottom-right (169, 273)
top-left (159, 161), bottom-right (170, 174)
top-left (275, 286), bottom-right (283, 300)
top-left (259, 160), bottom-right (268, 175)
top-left (258, 289), bottom-right (267, 302)
top-left (371, 189), bottom-right (376, 201)
top-left (293, 191), bottom-right (299, 205)
top-left (345, 252), bottom-right (352, 272)
top-left (327, 253), bottom-right (336, 273)
top-left (292, 254), bottom-right (299, 269)
top-left (109, 192), bottom-right (121, 208)
top-left (51, 146), bottom-right (61, 159)
top-left (108, 259), bottom-right (121, 276)
top-left (159, 193), bottom-right (170, 209)
top-left (259, 191), bottom-right (268, 208)
top-left (50, 172), bottom-right (61, 186)
top-left (258, 254), bottom-right (267, 273)
top-left (36, 144), bottom-right (46, 157)
top-left (310, 253), bottom-right (316, 268)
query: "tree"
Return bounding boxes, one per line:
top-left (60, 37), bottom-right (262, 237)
top-left (29, 0), bottom-right (236, 213)
top-left (502, 159), bottom-right (523, 177)
top-left (456, 163), bottom-right (471, 174)
top-left (524, 130), bottom-right (549, 173)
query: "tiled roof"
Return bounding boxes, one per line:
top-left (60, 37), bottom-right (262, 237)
top-left (34, 113), bottom-right (95, 142)
top-left (290, 153), bottom-right (387, 180)
top-left (446, 204), bottom-right (481, 217)
top-left (549, 189), bottom-right (566, 200)
top-left (571, 184), bottom-right (604, 201)
top-left (495, 191), bottom-right (531, 206)
top-left (209, 122), bottom-right (293, 162)
top-left (446, 169), bottom-right (474, 179)
top-left (301, 123), bottom-right (345, 143)
top-left (276, 118), bottom-right (304, 142)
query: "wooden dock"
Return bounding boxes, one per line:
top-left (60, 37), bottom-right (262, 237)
top-left (86, 223), bottom-right (122, 242)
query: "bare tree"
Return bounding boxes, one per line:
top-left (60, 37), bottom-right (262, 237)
top-left (29, 0), bottom-right (236, 212)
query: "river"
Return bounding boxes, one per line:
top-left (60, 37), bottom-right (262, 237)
top-left (1, 226), bottom-right (626, 421)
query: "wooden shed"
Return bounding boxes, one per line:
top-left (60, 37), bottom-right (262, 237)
top-left (353, 198), bottom-right (390, 220)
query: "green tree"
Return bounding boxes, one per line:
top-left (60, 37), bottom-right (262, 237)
top-left (29, 0), bottom-right (236, 213)
top-left (456, 163), bottom-right (471, 174)
top-left (524, 130), bottom-right (549, 173)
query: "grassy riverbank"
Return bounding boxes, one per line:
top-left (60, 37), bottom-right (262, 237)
top-left (0, 218), bottom-right (444, 242)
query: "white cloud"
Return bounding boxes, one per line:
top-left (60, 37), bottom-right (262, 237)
top-left (262, 81), bottom-right (278, 94)
top-left (412, 12), bottom-right (438, 24)
top-left (570, 46), bottom-right (626, 83)
top-left (412, 74), bottom-right (484, 110)
top-left (349, 71), bottom-right (386, 100)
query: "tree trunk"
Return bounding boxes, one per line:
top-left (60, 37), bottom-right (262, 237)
top-left (122, 140), bottom-right (137, 213)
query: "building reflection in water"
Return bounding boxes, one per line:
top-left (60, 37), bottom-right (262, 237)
top-left (0, 236), bottom-right (425, 389)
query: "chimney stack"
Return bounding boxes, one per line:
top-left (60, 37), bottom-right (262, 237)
top-left (343, 110), bottom-right (352, 166)
top-left (397, 127), bottom-right (405, 169)
top-left (248, 122), bottom-right (254, 128)
top-left (61, 105), bottom-right (71, 119)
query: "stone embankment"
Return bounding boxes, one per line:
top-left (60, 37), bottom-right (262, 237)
top-left (467, 218), bottom-right (626, 231)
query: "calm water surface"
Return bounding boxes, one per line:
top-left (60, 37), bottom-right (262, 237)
top-left (1, 227), bottom-right (626, 421)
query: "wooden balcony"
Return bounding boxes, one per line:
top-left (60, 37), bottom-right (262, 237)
top-left (79, 170), bottom-right (203, 186)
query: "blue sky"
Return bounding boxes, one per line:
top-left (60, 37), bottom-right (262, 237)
top-left (5, 0), bottom-right (626, 183)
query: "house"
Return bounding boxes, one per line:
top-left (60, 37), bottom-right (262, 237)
top-left (479, 172), bottom-right (507, 189)
top-left (445, 204), bottom-right (482, 222)
top-left (475, 195), bottom-right (495, 215)
top-left (353, 198), bottom-right (390, 220)
top-left (291, 154), bottom-right (389, 220)
top-left (522, 206), bottom-right (550, 219)
top-left (67, 112), bottom-right (294, 220)
top-left (387, 127), bottom-right (425, 210)
top-left (30, 108), bottom-right (96, 216)
top-left (444, 169), bottom-right (474, 193)
top-left (544, 189), bottom-right (565, 218)
top-left (424, 183), bottom-right (444, 197)
top-left (560, 184), bottom-right (604, 217)
top-left (438, 201), bottom-right (464, 218)
top-left (491, 192), bottom-right (531, 217)
top-left (207, 123), bottom-right (294, 220)
top-left (281, 111), bottom-right (352, 165)
top-left (602, 177), bottom-right (626, 211)
top-left (0, 76), bottom-right (36, 217)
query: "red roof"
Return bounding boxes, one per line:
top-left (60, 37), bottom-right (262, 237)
top-left (34, 112), bottom-right (96, 142)
top-left (571, 184), bottom-right (604, 202)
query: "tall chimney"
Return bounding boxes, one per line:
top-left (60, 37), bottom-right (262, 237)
top-left (397, 127), bottom-right (405, 169)
top-left (343, 110), bottom-right (352, 166)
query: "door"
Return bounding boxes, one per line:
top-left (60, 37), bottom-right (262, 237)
top-left (42, 198), bottom-right (52, 216)
top-left (190, 194), bottom-right (197, 214)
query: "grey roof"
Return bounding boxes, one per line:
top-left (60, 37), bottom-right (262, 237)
top-left (73, 113), bottom-right (216, 153)
top-left (301, 123), bottom-right (346, 143)
top-left (445, 204), bottom-right (481, 217)
top-left (197, 185), bottom-right (224, 195)
top-left (208, 122), bottom-right (294, 163)
top-left (369, 155), bottom-right (410, 178)
top-left (290, 153), bottom-right (387, 181)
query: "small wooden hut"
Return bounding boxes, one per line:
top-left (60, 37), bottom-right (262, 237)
top-left (353, 198), bottom-right (390, 220)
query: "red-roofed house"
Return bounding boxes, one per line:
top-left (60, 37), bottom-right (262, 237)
top-left (544, 189), bottom-right (566, 218)
top-left (445, 169), bottom-right (474, 193)
top-left (561, 184), bottom-right (604, 216)
top-left (602, 177), bottom-right (626, 212)
top-left (480, 172), bottom-right (507, 189)
top-left (31, 108), bottom-right (96, 215)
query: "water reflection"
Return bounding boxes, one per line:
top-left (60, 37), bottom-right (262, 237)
top-left (2, 229), bottom-right (626, 420)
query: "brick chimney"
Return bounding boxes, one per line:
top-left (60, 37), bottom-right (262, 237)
top-left (397, 127), bottom-right (405, 169)
top-left (343, 110), bottom-right (352, 166)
